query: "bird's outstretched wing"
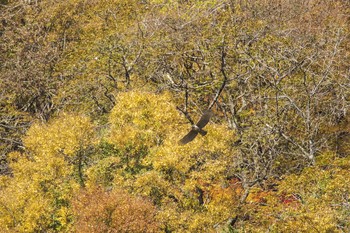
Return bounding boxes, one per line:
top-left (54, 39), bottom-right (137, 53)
top-left (196, 110), bottom-right (213, 128)
top-left (179, 130), bottom-right (199, 145)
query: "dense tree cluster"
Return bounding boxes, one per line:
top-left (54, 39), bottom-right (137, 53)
top-left (1, 0), bottom-right (349, 232)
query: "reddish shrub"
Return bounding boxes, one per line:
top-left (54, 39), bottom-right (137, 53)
top-left (72, 187), bottom-right (159, 233)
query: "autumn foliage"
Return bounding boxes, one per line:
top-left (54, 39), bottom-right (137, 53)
top-left (1, 0), bottom-right (350, 232)
top-left (72, 187), bottom-right (159, 233)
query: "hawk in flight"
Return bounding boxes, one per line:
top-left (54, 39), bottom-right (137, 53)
top-left (179, 109), bottom-right (213, 145)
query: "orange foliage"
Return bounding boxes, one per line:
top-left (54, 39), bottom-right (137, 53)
top-left (196, 178), bottom-right (244, 205)
top-left (72, 187), bottom-right (159, 233)
top-left (279, 193), bottom-right (302, 208)
top-left (246, 190), bottom-right (270, 204)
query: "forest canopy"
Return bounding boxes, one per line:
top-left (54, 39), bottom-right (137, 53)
top-left (0, 0), bottom-right (349, 232)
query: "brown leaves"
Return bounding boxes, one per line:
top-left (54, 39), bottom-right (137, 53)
top-left (72, 187), bottom-right (160, 233)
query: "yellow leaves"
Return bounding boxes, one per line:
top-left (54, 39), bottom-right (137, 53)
top-left (108, 91), bottom-right (178, 150)
top-left (266, 203), bottom-right (338, 233)
top-left (2, 0), bottom-right (350, 231)
top-left (248, 152), bottom-right (350, 232)
top-left (187, 213), bottom-right (217, 233)
top-left (151, 145), bottom-right (194, 176)
top-left (150, 123), bottom-right (236, 183)
top-left (103, 90), bottom-right (241, 231)
top-left (0, 174), bottom-right (52, 232)
top-left (56, 206), bottom-right (71, 231)
top-left (24, 113), bottom-right (95, 157)
top-left (85, 156), bottom-right (121, 187)
top-left (134, 170), bottom-right (170, 199)
top-left (0, 113), bottom-right (95, 232)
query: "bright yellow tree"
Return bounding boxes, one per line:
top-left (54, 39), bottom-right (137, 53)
top-left (0, 114), bottom-right (95, 232)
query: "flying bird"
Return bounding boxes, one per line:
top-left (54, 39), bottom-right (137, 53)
top-left (179, 109), bottom-right (213, 145)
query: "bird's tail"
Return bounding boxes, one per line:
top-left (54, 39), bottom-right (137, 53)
top-left (199, 129), bottom-right (207, 136)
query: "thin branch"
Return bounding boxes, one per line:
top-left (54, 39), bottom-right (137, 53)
top-left (209, 39), bottom-right (228, 109)
top-left (264, 123), bottom-right (312, 161)
top-left (177, 83), bottom-right (195, 125)
top-left (176, 106), bottom-right (194, 125)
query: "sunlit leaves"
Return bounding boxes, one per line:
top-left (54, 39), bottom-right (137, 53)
top-left (25, 113), bottom-right (95, 157)
top-left (0, 114), bottom-right (94, 232)
top-left (150, 124), bottom-right (236, 182)
top-left (1, 0), bottom-right (350, 232)
top-left (108, 91), bottom-right (178, 150)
